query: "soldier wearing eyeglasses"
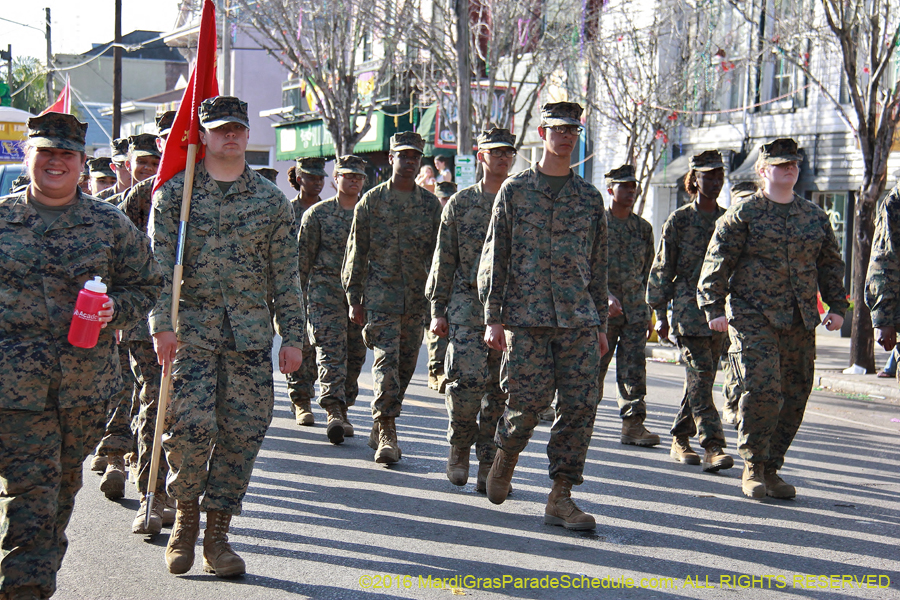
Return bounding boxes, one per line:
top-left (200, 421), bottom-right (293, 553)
top-left (477, 103), bottom-right (609, 530)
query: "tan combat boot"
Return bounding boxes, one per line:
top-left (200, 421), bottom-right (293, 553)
top-left (324, 405), bottom-right (345, 445)
top-left (670, 436), bottom-right (701, 465)
top-left (539, 405), bottom-right (555, 422)
top-left (89, 454), bottom-right (107, 474)
top-left (99, 454), bottom-right (126, 500)
top-left (620, 415), bottom-right (661, 447)
top-left (203, 511), bottom-right (246, 578)
top-left (166, 498), bottom-right (200, 574)
top-left (446, 445), bottom-right (470, 486)
top-left (476, 460), bottom-right (513, 494)
top-left (486, 448), bottom-right (518, 505)
top-left (544, 479), bottom-right (596, 530)
top-left (294, 400), bottom-right (315, 426)
top-left (741, 462), bottom-right (767, 499)
top-left (339, 404), bottom-right (354, 437)
top-left (374, 417), bottom-right (401, 464)
top-left (428, 371), bottom-right (441, 391)
top-left (132, 493), bottom-right (166, 535)
top-left (702, 443), bottom-right (734, 472)
top-left (764, 464), bottom-right (796, 499)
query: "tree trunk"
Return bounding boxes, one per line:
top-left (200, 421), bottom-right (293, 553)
top-left (849, 182), bottom-right (878, 372)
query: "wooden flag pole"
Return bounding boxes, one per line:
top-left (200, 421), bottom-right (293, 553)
top-left (145, 143), bottom-right (199, 529)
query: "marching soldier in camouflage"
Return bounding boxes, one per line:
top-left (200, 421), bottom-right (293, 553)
top-left (116, 110), bottom-right (175, 534)
top-left (286, 156), bottom-right (326, 426)
top-left (427, 129), bottom-right (514, 491)
top-left (299, 155), bottom-right (369, 445)
top-left (103, 133), bottom-right (161, 206)
top-left (478, 102), bottom-right (609, 530)
top-left (342, 131), bottom-right (442, 464)
top-left (867, 181), bottom-right (900, 361)
top-left (97, 137), bottom-right (132, 200)
top-left (150, 96), bottom-right (305, 577)
top-left (600, 164), bottom-right (658, 447)
top-left (425, 181), bottom-right (457, 393)
top-left (87, 157), bottom-right (116, 196)
top-left (698, 138), bottom-right (847, 500)
top-left (647, 150), bottom-right (733, 473)
top-left (0, 112), bottom-right (161, 600)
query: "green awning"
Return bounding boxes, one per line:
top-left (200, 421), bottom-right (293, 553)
top-left (276, 112), bottom-right (393, 160)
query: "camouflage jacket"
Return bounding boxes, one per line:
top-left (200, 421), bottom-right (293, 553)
top-left (698, 192), bottom-right (848, 331)
top-left (0, 189), bottom-right (162, 410)
top-left (148, 161), bottom-right (305, 351)
top-left (607, 211), bottom-right (654, 325)
top-left (298, 196), bottom-right (355, 310)
top-left (342, 181), bottom-right (442, 315)
top-left (646, 202), bottom-right (725, 336)
top-left (477, 166), bottom-right (609, 330)
top-left (291, 195), bottom-right (319, 236)
top-left (866, 186), bottom-right (900, 327)
top-left (426, 182), bottom-right (494, 327)
top-left (96, 186), bottom-right (120, 201)
top-left (117, 176), bottom-right (156, 342)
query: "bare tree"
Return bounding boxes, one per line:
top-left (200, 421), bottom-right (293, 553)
top-left (232, 0), bottom-right (419, 156)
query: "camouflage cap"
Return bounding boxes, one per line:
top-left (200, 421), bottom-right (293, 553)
top-left (296, 157), bottom-right (327, 177)
top-left (435, 181), bottom-right (457, 198)
top-left (540, 101), bottom-right (583, 127)
top-left (199, 96), bottom-right (250, 129)
top-left (390, 131), bottom-right (425, 153)
top-left (27, 112), bottom-right (88, 152)
top-left (111, 137), bottom-right (129, 162)
top-left (730, 181), bottom-right (758, 200)
top-left (156, 110), bottom-right (176, 137)
top-left (334, 155), bottom-right (368, 176)
top-left (88, 157), bottom-right (115, 178)
top-left (10, 174), bottom-right (30, 194)
top-left (604, 164), bottom-right (638, 187)
top-left (128, 133), bottom-right (161, 158)
top-left (689, 149), bottom-right (726, 172)
top-left (255, 167), bottom-right (279, 183)
top-left (760, 138), bottom-right (802, 165)
top-left (477, 127), bottom-right (516, 150)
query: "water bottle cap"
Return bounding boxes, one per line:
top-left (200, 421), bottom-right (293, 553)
top-left (84, 276), bottom-right (107, 294)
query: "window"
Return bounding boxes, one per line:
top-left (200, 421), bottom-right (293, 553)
top-left (812, 191), bottom-right (847, 258)
top-left (245, 151), bottom-right (271, 167)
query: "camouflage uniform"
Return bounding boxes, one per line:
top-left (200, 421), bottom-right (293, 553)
top-left (698, 186), bottom-right (848, 473)
top-left (425, 182), bottom-right (458, 388)
top-left (866, 185), bottom-right (900, 342)
top-left (427, 180), bottom-right (507, 463)
top-left (342, 164), bottom-right (442, 422)
top-left (478, 161), bottom-right (608, 485)
top-left (149, 137), bottom-right (305, 513)
top-left (0, 113), bottom-right (162, 598)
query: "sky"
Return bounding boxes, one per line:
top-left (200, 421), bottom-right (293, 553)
top-left (2, 2), bottom-right (184, 62)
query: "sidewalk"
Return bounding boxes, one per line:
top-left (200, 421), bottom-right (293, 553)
top-left (645, 329), bottom-right (900, 404)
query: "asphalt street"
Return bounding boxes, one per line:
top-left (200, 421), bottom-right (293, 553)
top-left (55, 343), bottom-right (900, 599)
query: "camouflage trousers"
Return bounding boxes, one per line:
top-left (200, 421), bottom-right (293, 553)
top-left (598, 315), bottom-right (648, 419)
top-left (362, 310), bottom-right (425, 420)
top-left (286, 333), bottom-right (317, 407)
top-left (670, 334), bottom-right (728, 448)
top-left (721, 358), bottom-right (741, 418)
top-left (95, 344), bottom-right (136, 457)
top-left (307, 302), bottom-right (366, 409)
top-left (445, 324), bottom-right (506, 463)
top-left (727, 313), bottom-right (815, 469)
top-left (425, 330), bottom-right (449, 375)
top-left (127, 341), bottom-right (166, 496)
top-left (496, 326), bottom-right (601, 485)
top-left (163, 344), bottom-right (274, 515)
top-left (0, 381), bottom-right (106, 599)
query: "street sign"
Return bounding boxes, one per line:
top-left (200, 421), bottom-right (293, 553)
top-left (455, 153), bottom-right (476, 188)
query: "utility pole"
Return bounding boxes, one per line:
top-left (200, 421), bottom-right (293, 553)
top-left (5, 45), bottom-right (11, 93)
top-left (222, 0), bottom-right (231, 96)
top-left (45, 8), bottom-right (52, 105)
top-left (113, 0), bottom-right (123, 138)
top-left (455, 0), bottom-right (471, 154)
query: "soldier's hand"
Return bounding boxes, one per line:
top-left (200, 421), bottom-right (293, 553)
top-left (349, 304), bottom-right (366, 326)
top-left (598, 331), bottom-right (609, 357)
top-left (608, 294), bottom-right (623, 318)
top-left (152, 331), bottom-right (178, 377)
top-left (279, 345), bottom-right (303, 374)
top-left (708, 316), bottom-right (729, 333)
top-left (485, 324), bottom-right (507, 351)
top-left (98, 297), bottom-right (115, 329)
top-left (431, 317), bottom-right (449, 338)
top-left (655, 317), bottom-right (670, 342)
top-left (822, 312), bottom-right (844, 333)
top-left (876, 326), bottom-right (897, 351)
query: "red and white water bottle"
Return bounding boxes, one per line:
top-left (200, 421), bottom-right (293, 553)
top-left (68, 276), bottom-right (109, 349)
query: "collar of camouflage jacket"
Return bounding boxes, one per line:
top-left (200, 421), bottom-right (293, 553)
top-left (195, 160), bottom-right (259, 198)
top-left (8, 188), bottom-right (95, 229)
top-left (525, 164), bottom-right (582, 199)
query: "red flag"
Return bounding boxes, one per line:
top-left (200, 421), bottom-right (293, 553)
top-left (40, 76), bottom-right (71, 115)
top-left (153, 0), bottom-right (219, 193)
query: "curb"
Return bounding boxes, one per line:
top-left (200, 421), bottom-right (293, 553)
top-left (814, 371), bottom-right (900, 403)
